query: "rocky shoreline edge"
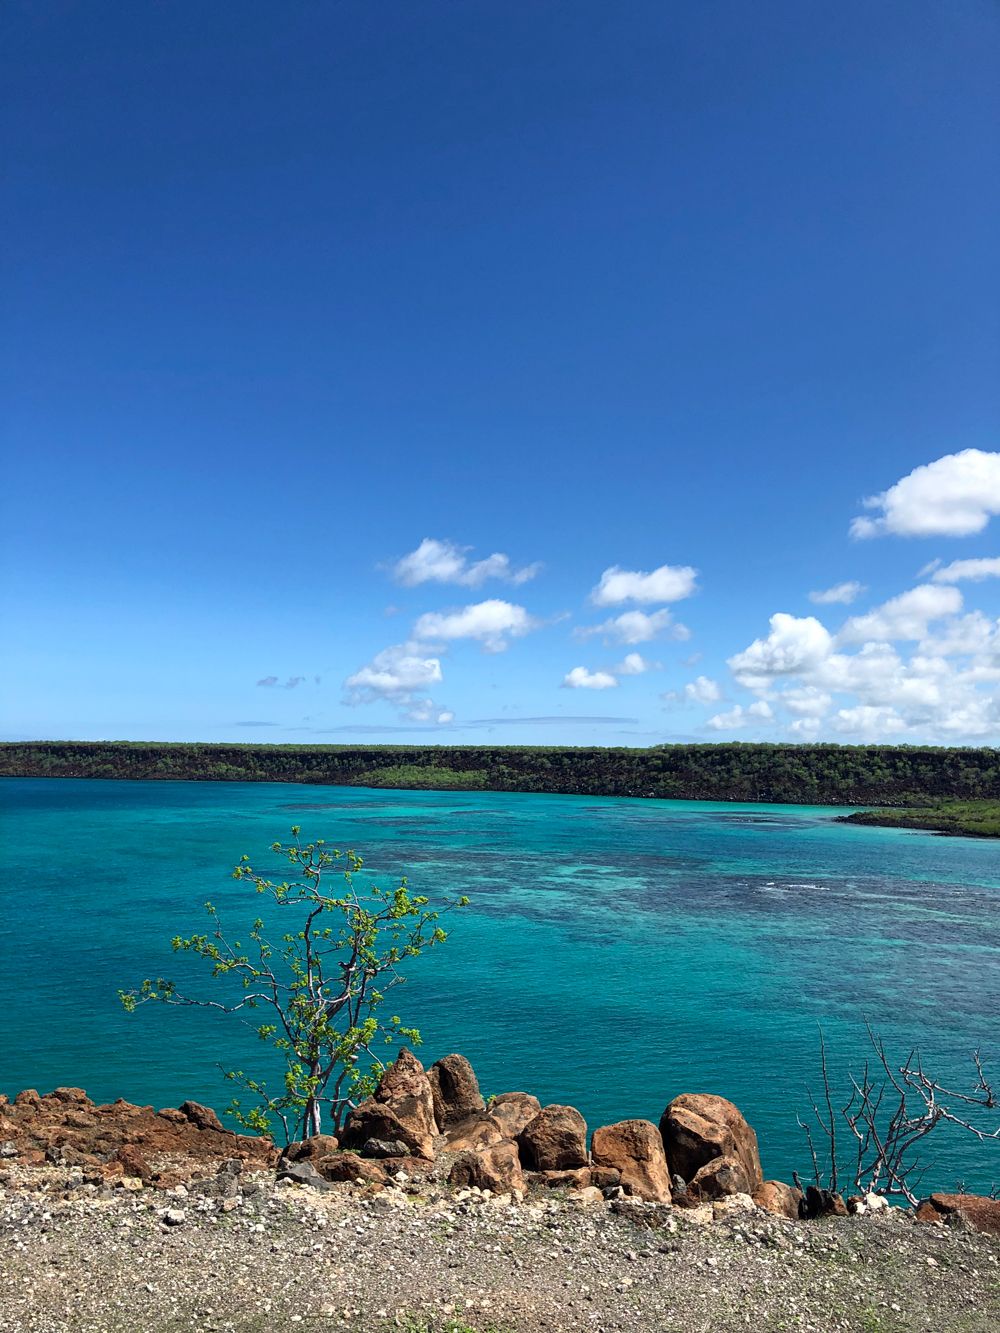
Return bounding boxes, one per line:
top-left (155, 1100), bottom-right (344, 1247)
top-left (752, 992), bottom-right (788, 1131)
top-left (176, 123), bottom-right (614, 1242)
top-left (2, 1051), bottom-right (998, 1332)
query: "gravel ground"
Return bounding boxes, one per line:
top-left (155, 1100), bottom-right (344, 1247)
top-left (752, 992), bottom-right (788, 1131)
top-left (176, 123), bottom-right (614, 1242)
top-left (1, 1168), bottom-right (998, 1333)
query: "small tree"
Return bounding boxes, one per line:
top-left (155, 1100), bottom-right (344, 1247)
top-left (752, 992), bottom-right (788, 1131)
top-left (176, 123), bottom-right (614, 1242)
top-left (120, 829), bottom-right (468, 1142)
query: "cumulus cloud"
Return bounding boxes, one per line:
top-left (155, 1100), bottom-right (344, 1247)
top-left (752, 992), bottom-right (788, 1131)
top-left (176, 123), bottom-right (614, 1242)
top-left (931, 557), bottom-right (1000, 584)
top-left (256, 676), bottom-right (279, 687)
top-left (590, 563), bottom-right (698, 606)
top-left (345, 644), bottom-right (444, 709)
top-left (726, 583), bottom-right (1000, 740)
top-left (616, 652), bottom-right (656, 675)
top-left (412, 599), bottom-right (537, 653)
top-left (781, 686), bottom-right (832, 717)
top-left (838, 585), bottom-right (962, 644)
top-left (563, 666), bottom-right (619, 690)
top-left (576, 609), bottom-right (690, 645)
top-left (391, 538), bottom-right (540, 588)
top-left (833, 705), bottom-right (908, 739)
top-left (684, 675), bottom-right (721, 704)
top-left (808, 581), bottom-right (866, 605)
top-left (256, 675), bottom-right (306, 689)
top-left (851, 449), bottom-right (1000, 539)
top-left (706, 700), bottom-right (773, 731)
top-left (729, 614), bottom-right (834, 690)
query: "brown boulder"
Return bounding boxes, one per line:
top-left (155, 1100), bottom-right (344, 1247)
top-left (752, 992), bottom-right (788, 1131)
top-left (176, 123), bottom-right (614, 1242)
top-left (48, 1087), bottom-right (91, 1105)
top-left (753, 1180), bottom-right (803, 1219)
top-left (448, 1141), bottom-right (524, 1195)
top-left (179, 1101), bottom-right (225, 1133)
top-left (340, 1100), bottom-right (430, 1158)
top-left (488, 1093), bottom-right (541, 1141)
top-left (314, 1152), bottom-right (388, 1187)
top-left (915, 1193), bottom-right (1000, 1235)
top-left (535, 1167), bottom-right (592, 1190)
top-left (517, 1105), bottom-right (588, 1172)
top-left (659, 1093), bottom-right (763, 1194)
top-left (282, 1134), bottom-right (340, 1164)
top-left (428, 1055), bottom-right (485, 1128)
top-left (689, 1154), bottom-right (755, 1200)
top-left (341, 1048), bottom-right (437, 1158)
top-left (591, 1120), bottom-right (671, 1204)
top-left (443, 1112), bottom-right (505, 1154)
top-left (113, 1145), bottom-right (153, 1182)
top-left (802, 1185), bottom-right (848, 1218)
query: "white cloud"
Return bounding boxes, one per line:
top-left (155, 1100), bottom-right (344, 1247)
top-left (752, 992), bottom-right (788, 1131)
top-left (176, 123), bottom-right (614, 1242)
top-left (838, 585), bottom-right (962, 644)
top-left (729, 613), bottom-right (834, 690)
top-left (392, 538), bottom-right (540, 588)
top-left (726, 586), bottom-right (1000, 741)
top-left (412, 599), bottom-right (538, 653)
top-left (918, 611), bottom-right (1000, 658)
top-left (781, 686), bottom-right (832, 717)
top-left (808, 581), bottom-right (866, 605)
top-left (590, 563), bottom-right (698, 606)
top-left (851, 449), bottom-right (1000, 539)
top-left (616, 652), bottom-right (656, 675)
top-left (684, 675), bottom-right (721, 704)
top-left (706, 700), bottom-right (772, 731)
top-left (563, 666), bottom-right (619, 690)
top-left (576, 608), bottom-right (690, 645)
top-left (833, 706), bottom-right (908, 739)
top-left (345, 643), bottom-right (444, 708)
top-left (931, 557), bottom-right (1000, 584)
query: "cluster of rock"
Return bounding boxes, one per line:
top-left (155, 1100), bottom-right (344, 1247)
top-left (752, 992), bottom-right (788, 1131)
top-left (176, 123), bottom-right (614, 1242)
top-left (280, 1049), bottom-right (804, 1220)
top-left (4, 1055), bottom-right (998, 1237)
top-left (0, 1086), bottom-right (276, 1188)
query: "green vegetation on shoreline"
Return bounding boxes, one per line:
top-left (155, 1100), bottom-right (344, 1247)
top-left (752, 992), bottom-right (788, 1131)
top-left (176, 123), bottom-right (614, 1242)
top-left (2, 741), bottom-right (999, 821)
top-left (838, 799), bottom-right (1000, 838)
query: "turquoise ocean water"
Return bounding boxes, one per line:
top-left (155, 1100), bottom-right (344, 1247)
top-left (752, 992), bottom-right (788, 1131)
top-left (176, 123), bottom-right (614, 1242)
top-left (2, 778), bottom-right (998, 1191)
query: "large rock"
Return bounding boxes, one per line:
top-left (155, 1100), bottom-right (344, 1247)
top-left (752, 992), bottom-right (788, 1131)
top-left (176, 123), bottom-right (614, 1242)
top-left (659, 1093), bottom-right (763, 1196)
top-left (428, 1055), bottom-right (484, 1128)
top-left (489, 1093), bottom-right (541, 1141)
top-left (313, 1152), bottom-right (388, 1187)
top-left (915, 1193), bottom-right (1000, 1235)
top-left (690, 1154), bottom-right (756, 1200)
top-left (517, 1104), bottom-right (588, 1172)
top-left (591, 1120), bottom-right (671, 1203)
top-left (802, 1185), bottom-right (848, 1218)
top-left (753, 1180), bottom-right (803, 1219)
top-left (443, 1112), bottom-right (505, 1154)
top-left (340, 1101), bottom-right (430, 1159)
top-left (341, 1048), bottom-right (437, 1158)
top-left (282, 1134), bottom-right (340, 1164)
top-left (448, 1141), bottom-right (524, 1195)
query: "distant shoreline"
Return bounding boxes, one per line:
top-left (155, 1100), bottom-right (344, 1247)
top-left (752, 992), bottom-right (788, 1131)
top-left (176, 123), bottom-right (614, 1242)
top-left (2, 740), bottom-right (999, 834)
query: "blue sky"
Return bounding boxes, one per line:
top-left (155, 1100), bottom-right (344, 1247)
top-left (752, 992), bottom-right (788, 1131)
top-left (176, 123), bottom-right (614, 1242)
top-left (2, 0), bottom-right (999, 746)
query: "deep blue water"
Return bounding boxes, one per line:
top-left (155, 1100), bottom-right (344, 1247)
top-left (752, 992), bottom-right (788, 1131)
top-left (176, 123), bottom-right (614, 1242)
top-left (1, 778), bottom-right (998, 1190)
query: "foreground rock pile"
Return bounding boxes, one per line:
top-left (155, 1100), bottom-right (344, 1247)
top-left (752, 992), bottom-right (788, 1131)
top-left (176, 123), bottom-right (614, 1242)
top-left (2, 1053), bottom-right (999, 1330)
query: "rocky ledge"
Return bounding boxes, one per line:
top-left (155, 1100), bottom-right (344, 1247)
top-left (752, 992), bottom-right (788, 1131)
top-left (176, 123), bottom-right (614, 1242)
top-left (2, 1055), bottom-right (998, 1331)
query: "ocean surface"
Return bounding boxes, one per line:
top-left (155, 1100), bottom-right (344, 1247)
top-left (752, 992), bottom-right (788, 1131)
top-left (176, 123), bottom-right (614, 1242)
top-left (2, 778), bottom-right (998, 1191)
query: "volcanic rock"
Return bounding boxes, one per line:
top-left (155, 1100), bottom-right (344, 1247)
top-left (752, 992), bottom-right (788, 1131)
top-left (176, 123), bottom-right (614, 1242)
top-left (448, 1140), bottom-right (524, 1195)
top-left (488, 1093), bottom-right (542, 1140)
top-left (591, 1119), bottom-right (671, 1203)
top-left (427, 1054), bottom-right (485, 1128)
top-left (753, 1180), bottom-right (803, 1219)
top-left (915, 1193), bottom-right (1000, 1235)
top-left (659, 1093), bottom-right (763, 1196)
top-left (517, 1105), bottom-right (588, 1172)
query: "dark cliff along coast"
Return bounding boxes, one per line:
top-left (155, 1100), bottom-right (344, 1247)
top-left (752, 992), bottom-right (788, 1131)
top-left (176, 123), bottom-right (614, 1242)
top-left (2, 741), bottom-right (1000, 817)
top-left (2, 1049), bottom-right (999, 1332)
